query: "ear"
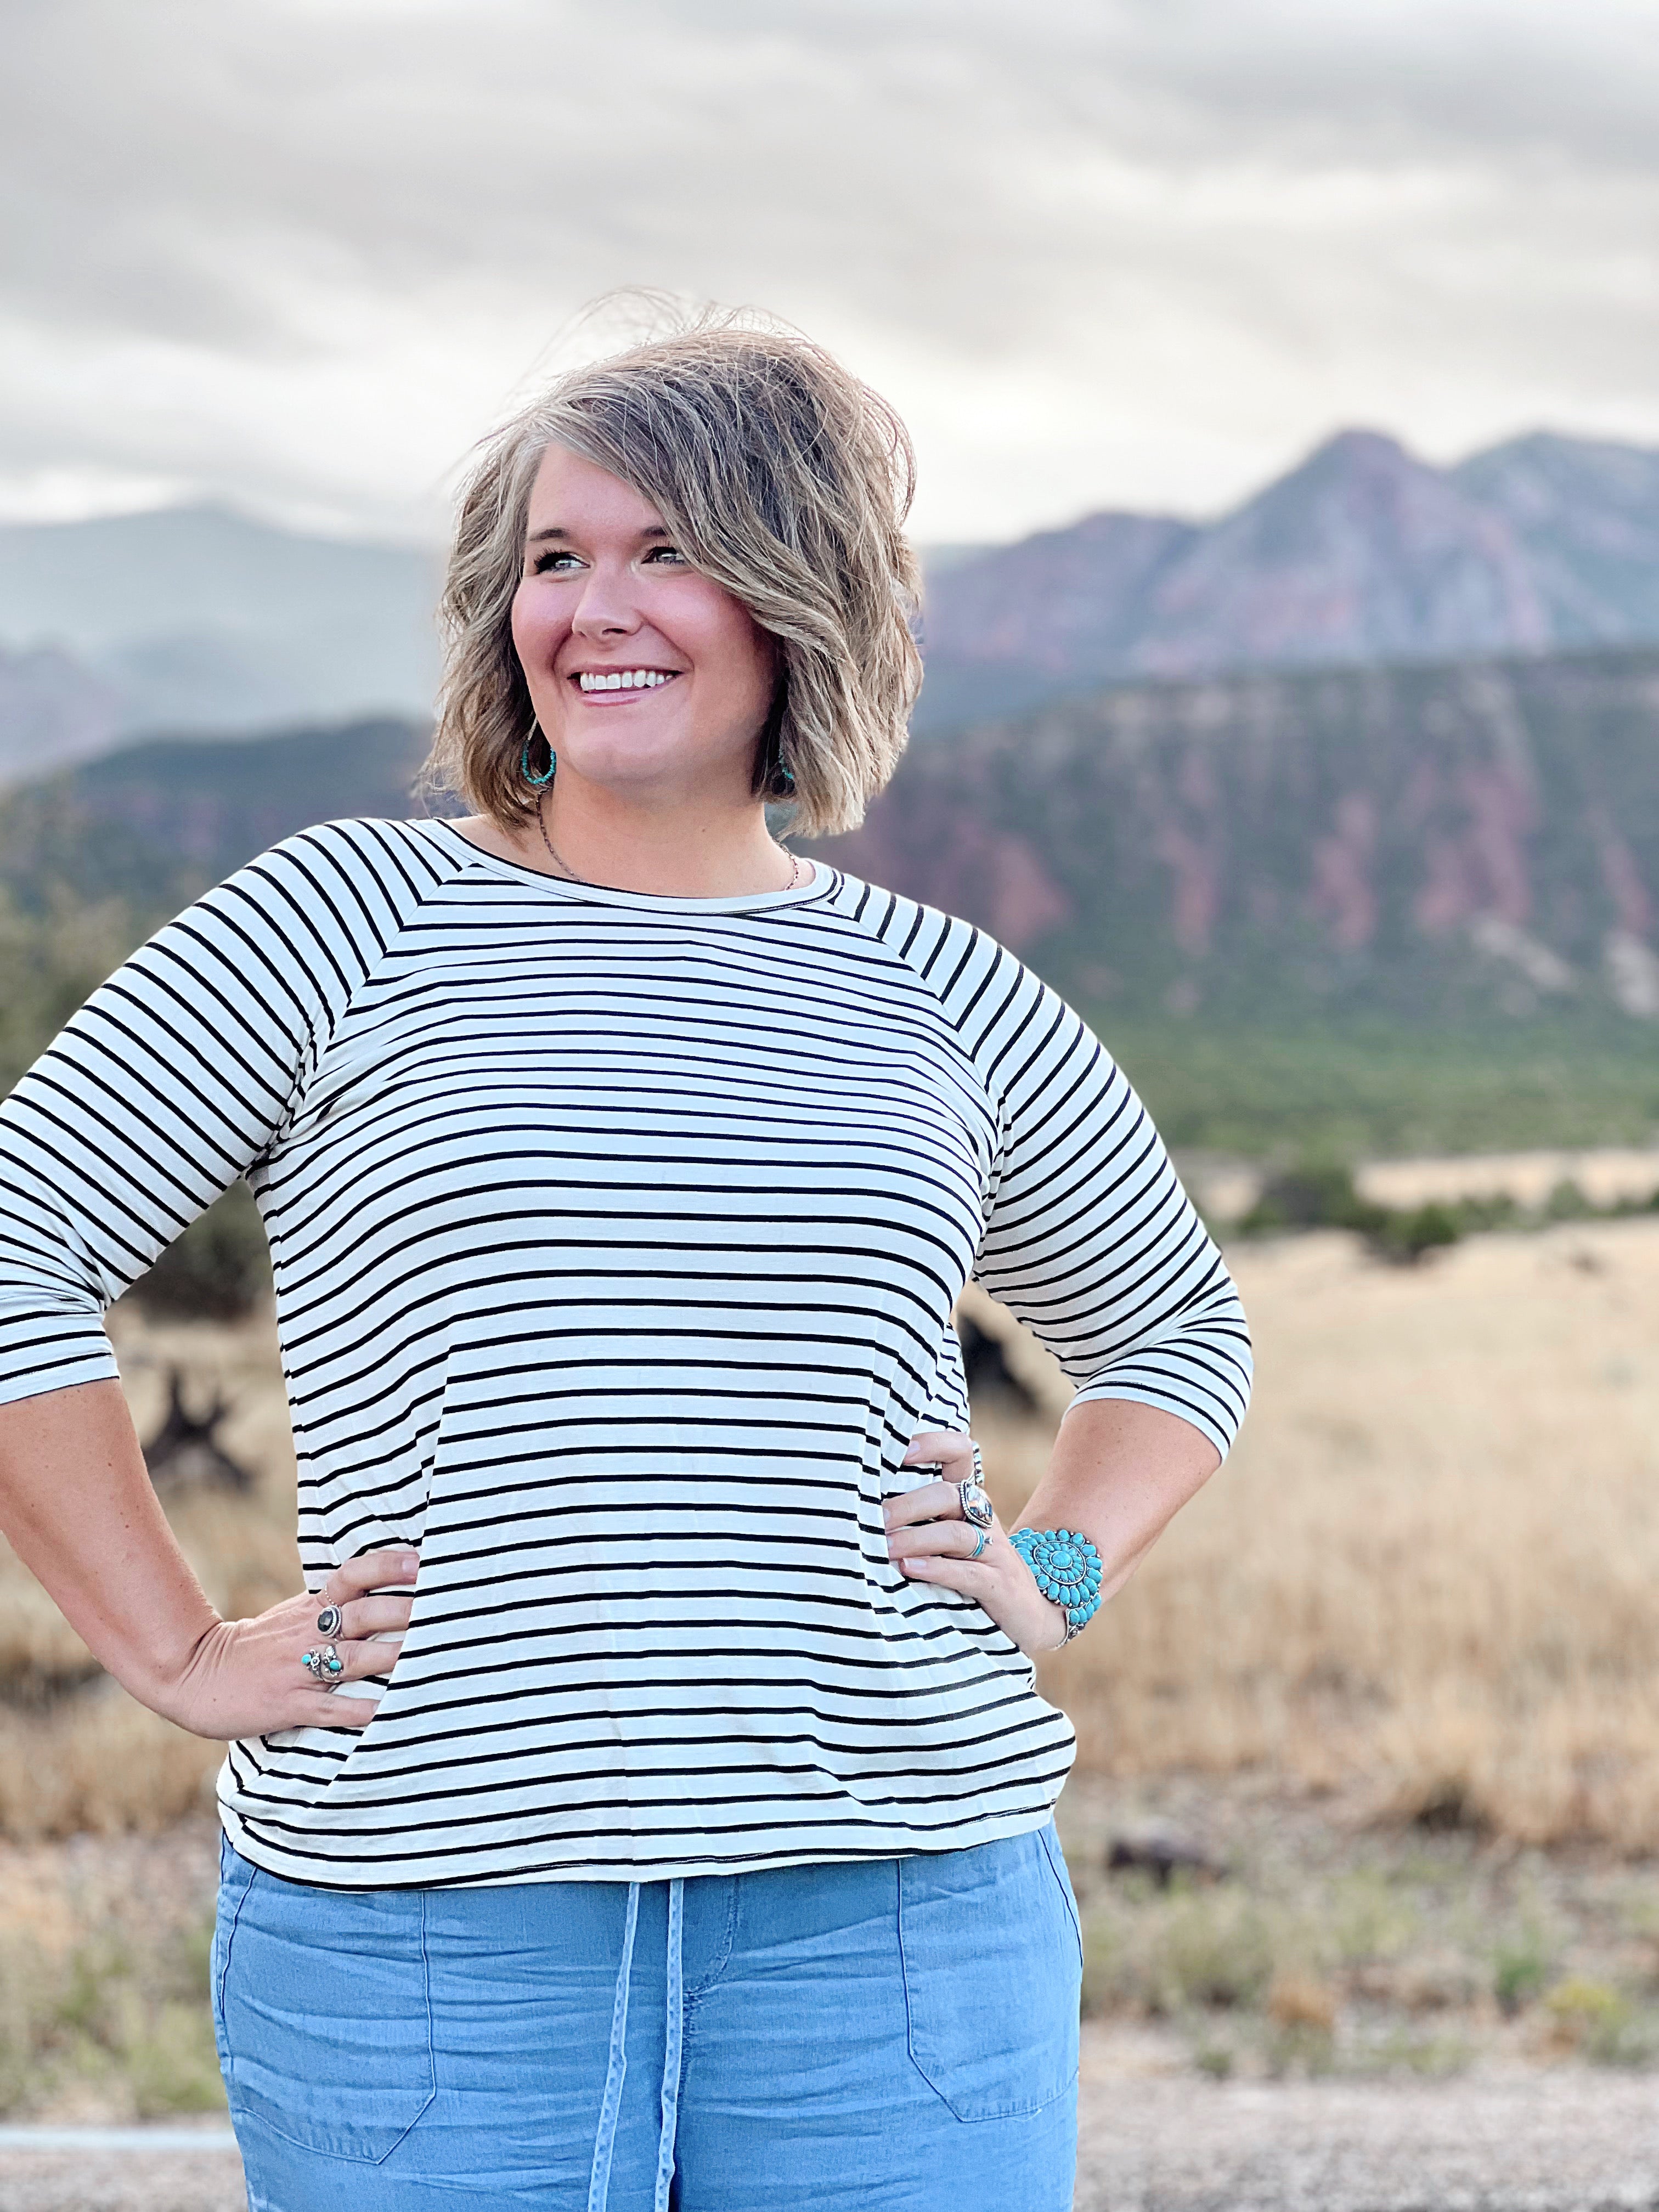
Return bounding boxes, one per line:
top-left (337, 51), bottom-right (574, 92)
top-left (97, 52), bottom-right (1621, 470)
top-left (752, 663), bottom-right (793, 801)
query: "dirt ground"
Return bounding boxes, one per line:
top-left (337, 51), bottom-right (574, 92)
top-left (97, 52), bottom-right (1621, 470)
top-left (9, 1785), bottom-right (1659, 2209)
top-left (5, 2063), bottom-right (1659, 2211)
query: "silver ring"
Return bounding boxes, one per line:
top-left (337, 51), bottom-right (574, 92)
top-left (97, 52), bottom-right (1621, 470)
top-left (968, 1527), bottom-right (989, 1560)
top-left (315, 1604), bottom-right (343, 1638)
top-left (958, 1442), bottom-right (993, 1531)
top-left (300, 1642), bottom-right (345, 1688)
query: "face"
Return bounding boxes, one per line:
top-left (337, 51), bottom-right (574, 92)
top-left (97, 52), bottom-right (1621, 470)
top-left (510, 444), bottom-right (777, 806)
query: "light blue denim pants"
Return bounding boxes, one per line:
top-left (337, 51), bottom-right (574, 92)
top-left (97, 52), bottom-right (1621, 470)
top-left (212, 1824), bottom-right (1081, 2211)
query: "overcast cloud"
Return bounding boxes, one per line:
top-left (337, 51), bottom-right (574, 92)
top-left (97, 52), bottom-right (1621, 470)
top-left (2, 0), bottom-right (1656, 542)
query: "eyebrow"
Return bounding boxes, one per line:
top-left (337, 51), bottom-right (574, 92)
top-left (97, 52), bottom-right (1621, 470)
top-left (525, 522), bottom-right (672, 544)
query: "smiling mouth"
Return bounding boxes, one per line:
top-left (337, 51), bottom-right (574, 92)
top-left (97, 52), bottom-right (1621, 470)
top-left (571, 669), bottom-right (681, 695)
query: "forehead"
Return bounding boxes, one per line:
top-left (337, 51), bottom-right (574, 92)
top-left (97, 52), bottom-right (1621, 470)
top-left (524, 445), bottom-right (664, 534)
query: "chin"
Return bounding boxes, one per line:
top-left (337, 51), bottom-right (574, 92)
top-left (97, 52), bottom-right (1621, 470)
top-left (560, 731), bottom-right (743, 795)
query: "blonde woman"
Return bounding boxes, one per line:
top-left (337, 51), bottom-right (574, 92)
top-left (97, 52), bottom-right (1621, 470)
top-left (0, 319), bottom-right (1250, 2210)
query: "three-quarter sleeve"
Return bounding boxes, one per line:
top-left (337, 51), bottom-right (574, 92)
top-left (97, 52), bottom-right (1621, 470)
top-left (969, 960), bottom-right (1251, 1458)
top-left (0, 826), bottom-right (389, 1408)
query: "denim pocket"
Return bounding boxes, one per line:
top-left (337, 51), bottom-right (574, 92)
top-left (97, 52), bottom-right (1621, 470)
top-left (899, 1827), bottom-right (1081, 2123)
top-left (1037, 1822), bottom-right (1085, 1974)
top-left (217, 1849), bottom-right (435, 2164)
top-left (211, 1834), bottom-right (257, 2081)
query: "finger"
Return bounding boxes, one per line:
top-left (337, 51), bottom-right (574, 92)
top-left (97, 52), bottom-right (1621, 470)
top-left (904, 1431), bottom-right (975, 1479)
top-left (295, 1635), bottom-right (403, 1688)
top-left (896, 1551), bottom-right (997, 1597)
top-left (334, 1594), bottom-right (415, 1639)
top-left (321, 1549), bottom-right (420, 1606)
top-left (288, 1690), bottom-right (380, 1731)
top-left (338, 1635), bottom-right (403, 1680)
top-left (887, 1517), bottom-right (993, 1563)
top-left (884, 1480), bottom-right (965, 1530)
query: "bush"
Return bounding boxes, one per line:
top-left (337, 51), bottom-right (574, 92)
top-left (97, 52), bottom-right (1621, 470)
top-left (129, 1182), bottom-right (272, 1321)
top-left (0, 1916), bottom-right (223, 2119)
top-left (1086, 1881), bottom-right (1283, 2018)
top-left (1543, 1976), bottom-right (1645, 2063)
top-left (1493, 1928), bottom-right (1554, 2017)
top-left (1238, 1159), bottom-right (1522, 1266)
top-left (1239, 1161), bottom-right (1384, 1238)
top-left (1369, 1201), bottom-right (1466, 1265)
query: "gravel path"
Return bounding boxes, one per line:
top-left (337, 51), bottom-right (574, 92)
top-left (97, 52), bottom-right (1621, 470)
top-left (1074, 2068), bottom-right (1659, 2211)
top-left (5, 2069), bottom-right (1659, 2210)
top-left (0, 2140), bottom-right (245, 2212)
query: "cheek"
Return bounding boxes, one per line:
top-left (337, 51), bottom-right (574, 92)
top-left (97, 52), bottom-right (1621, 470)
top-left (510, 583), bottom-right (566, 674)
top-left (691, 595), bottom-right (775, 709)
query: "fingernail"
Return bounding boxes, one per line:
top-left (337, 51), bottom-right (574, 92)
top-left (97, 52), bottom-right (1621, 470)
top-left (400, 1555), bottom-right (419, 1576)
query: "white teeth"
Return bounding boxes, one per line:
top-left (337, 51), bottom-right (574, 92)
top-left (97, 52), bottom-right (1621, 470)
top-left (577, 669), bottom-right (674, 692)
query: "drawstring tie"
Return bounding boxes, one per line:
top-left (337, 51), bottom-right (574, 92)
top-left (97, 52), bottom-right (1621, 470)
top-left (588, 1877), bottom-right (685, 2212)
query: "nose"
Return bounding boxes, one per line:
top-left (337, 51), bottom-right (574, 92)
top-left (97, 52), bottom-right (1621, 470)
top-left (570, 559), bottom-right (644, 641)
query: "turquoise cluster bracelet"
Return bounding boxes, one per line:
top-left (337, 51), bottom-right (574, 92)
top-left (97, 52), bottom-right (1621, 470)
top-left (1009, 1527), bottom-right (1103, 1643)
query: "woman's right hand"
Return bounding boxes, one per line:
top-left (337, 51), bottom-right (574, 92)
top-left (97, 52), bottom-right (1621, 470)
top-left (154, 1548), bottom-right (420, 1741)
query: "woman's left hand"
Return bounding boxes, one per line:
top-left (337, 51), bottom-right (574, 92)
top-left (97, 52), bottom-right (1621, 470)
top-left (884, 1430), bottom-right (1067, 1658)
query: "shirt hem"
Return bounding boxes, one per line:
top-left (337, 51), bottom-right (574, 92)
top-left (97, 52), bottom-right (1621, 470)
top-left (216, 1796), bottom-right (1068, 1891)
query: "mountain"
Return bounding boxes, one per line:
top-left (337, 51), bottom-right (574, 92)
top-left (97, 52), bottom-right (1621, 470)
top-left (1450, 433), bottom-right (1659, 642)
top-left (0, 716), bottom-right (438, 921)
top-left (8, 651), bottom-right (1659, 1041)
top-left (814, 646), bottom-right (1659, 1029)
top-left (0, 641), bottom-right (127, 785)
top-left (916, 430), bottom-right (1659, 730)
top-left (0, 506), bottom-right (439, 780)
top-left (3, 430), bottom-right (1655, 783)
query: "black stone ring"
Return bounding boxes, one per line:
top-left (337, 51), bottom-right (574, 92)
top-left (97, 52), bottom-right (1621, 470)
top-left (315, 1605), bottom-right (344, 1638)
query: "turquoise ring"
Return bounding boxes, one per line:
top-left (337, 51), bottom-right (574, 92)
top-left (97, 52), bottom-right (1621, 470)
top-left (301, 1643), bottom-right (346, 1688)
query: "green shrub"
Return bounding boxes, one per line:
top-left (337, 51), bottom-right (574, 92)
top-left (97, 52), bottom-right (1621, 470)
top-left (1088, 1882), bottom-right (1283, 2016)
top-left (0, 1916), bottom-right (222, 2118)
top-left (1239, 1160), bottom-right (1384, 1237)
top-left (129, 1182), bottom-right (272, 1321)
top-left (1368, 1201), bottom-right (1466, 1265)
top-left (1493, 1928), bottom-right (1554, 2016)
top-left (1543, 1178), bottom-right (1596, 1222)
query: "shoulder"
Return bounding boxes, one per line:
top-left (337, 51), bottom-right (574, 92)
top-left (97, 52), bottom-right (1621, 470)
top-left (140, 817), bottom-right (469, 1006)
top-left (817, 869), bottom-right (1052, 1042)
top-left (235, 814), bottom-right (462, 890)
top-left (201, 816), bottom-right (465, 928)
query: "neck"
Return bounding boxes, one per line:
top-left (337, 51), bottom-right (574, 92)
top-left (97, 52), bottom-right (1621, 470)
top-left (465, 777), bottom-right (802, 899)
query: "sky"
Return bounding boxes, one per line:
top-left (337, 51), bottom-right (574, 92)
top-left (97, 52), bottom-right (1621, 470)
top-left (3, 0), bottom-right (1657, 546)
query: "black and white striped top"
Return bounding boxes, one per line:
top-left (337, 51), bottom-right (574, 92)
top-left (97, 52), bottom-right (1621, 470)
top-left (0, 817), bottom-right (1250, 1888)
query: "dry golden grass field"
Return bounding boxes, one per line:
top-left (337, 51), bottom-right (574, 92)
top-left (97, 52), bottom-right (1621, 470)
top-left (1003, 1215), bottom-right (1659, 1856)
top-left (13, 1201), bottom-right (1659, 2109)
top-left (1052, 1217), bottom-right (1659, 1850)
top-left (8, 1211), bottom-right (1659, 1849)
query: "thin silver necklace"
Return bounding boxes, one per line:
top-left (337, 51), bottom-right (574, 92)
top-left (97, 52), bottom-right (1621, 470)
top-left (535, 793), bottom-right (802, 894)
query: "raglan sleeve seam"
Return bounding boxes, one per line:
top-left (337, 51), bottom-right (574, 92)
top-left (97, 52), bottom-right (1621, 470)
top-left (866, 907), bottom-right (1252, 1460)
top-left (0, 817), bottom-right (452, 1409)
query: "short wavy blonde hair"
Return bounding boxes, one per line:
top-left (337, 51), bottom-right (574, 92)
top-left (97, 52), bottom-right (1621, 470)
top-left (423, 313), bottom-right (922, 840)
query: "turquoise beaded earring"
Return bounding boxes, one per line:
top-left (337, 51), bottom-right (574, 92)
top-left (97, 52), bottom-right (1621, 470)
top-left (520, 723), bottom-right (556, 788)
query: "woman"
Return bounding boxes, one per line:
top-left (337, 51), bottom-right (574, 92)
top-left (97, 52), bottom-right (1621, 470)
top-left (0, 318), bottom-right (1250, 2210)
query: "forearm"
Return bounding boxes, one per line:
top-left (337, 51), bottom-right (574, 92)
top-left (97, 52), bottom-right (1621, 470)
top-left (1017, 1396), bottom-right (1220, 1602)
top-left (0, 1379), bottom-right (219, 1712)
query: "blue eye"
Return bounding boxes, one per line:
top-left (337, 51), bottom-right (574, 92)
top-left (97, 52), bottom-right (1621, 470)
top-left (642, 544), bottom-right (686, 565)
top-left (531, 550), bottom-right (582, 575)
